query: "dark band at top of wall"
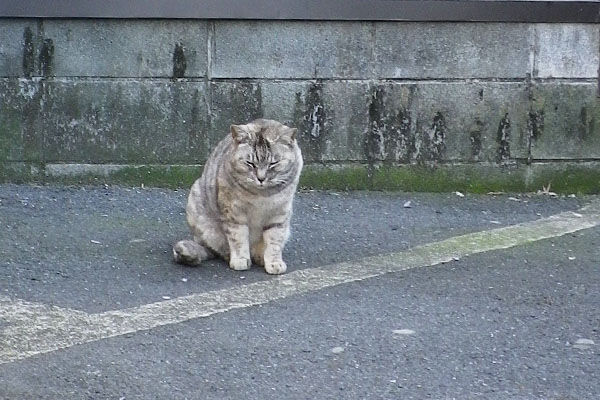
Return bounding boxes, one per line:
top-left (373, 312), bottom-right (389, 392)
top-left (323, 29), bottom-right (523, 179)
top-left (1, 0), bottom-right (599, 23)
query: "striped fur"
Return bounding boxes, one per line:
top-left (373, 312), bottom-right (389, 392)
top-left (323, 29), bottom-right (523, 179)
top-left (173, 119), bottom-right (303, 274)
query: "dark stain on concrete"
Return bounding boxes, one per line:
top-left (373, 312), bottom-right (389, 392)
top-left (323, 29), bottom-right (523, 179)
top-left (426, 112), bottom-right (446, 161)
top-left (365, 85), bottom-right (416, 164)
top-left (365, 85), bottom-right (385, 163)
top-left (417, 112), bottom-right (446, 163)
top-left (496, 113), bottom-right (511, 163)
top-left (294, 82), bottom-right (328, 162)
top-left (38, 39), bottom-right (54, 77)
top-left (172, 43), bottom-right (187, 79)
top-left (470, 119), bottom-right (484, 161)
top-left (22, 27), bottom-right (35, 78)
top-left (186, 88), bottom-right (207, 162)
top-left (528, 110), bottom-right (544, 142)
top-left (579, 106), bottom-right (594, 141)
top-left (525, 110), bottom-right (544, 164)
top-left (23, 81), bottom-right (45, 163)
top-left (188, 92), bottom-right (199, 150)
top-left (385, 106), bottom-right (414, 163)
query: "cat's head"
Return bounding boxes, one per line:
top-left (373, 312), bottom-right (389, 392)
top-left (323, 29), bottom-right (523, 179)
top-left (229, 119), bottom-right (302, 190)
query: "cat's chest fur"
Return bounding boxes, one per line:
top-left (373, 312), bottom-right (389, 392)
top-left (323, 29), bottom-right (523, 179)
top-left (245, 193), bottom-right (289, 226)
top-left (241, 192), bottom-right (291, 244)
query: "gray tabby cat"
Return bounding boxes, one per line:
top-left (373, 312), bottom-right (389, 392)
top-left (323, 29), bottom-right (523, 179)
top-left (173, 119), bottom-right (303, 274)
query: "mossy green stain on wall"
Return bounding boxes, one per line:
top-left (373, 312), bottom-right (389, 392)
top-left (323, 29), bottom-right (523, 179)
top-left (109, 165), bottom-right (202, 188)
top-left (2, 162), bottom-right (599, 194)
top-left (299, 164), bottom-right (600, 194)
top-left (299, 165), bottom-right (370, 191)
top-left (0, 117), bottom-right (21, 163)
top-left (52, 165), bottom-right (203, 188)
top-left (530, 84), bottom-right (600, 159)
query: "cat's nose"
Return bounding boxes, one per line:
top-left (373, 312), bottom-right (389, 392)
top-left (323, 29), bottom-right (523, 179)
top-left (256, 169), bottom-right (267, 183)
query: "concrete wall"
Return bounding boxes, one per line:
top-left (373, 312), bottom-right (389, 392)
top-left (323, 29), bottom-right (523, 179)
top-left (1, 19), bottom-right (599, 191)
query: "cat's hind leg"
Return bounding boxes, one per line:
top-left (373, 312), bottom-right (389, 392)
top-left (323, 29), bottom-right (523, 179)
top-left (172, 240), bottom-right (213, 266)
top-left (251, 239), bottom-right (266, 267)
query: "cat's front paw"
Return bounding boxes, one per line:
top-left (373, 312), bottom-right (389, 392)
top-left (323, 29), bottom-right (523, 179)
top-left (229, 257), bottom-right (251, 271)
top-left (265, 260), bottom-right (287, 275)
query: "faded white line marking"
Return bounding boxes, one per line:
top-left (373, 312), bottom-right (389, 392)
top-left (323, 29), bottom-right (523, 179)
top-left (1, 201), bottom-right (600, 364)
top-left (0, 297), bottom-right (91, 364)
top-left (393, 329), bottom-right (416, 336)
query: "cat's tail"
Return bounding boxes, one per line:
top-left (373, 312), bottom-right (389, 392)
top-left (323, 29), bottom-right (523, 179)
top-left (172, 240), bottom-right (214, 266)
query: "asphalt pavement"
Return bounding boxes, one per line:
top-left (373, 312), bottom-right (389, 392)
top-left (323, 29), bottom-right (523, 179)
top-left (0, 184), bottom-right (598, 400)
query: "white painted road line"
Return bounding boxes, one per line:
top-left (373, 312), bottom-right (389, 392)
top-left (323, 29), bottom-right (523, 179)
top-left (1, 201), bottom-right (600, 365)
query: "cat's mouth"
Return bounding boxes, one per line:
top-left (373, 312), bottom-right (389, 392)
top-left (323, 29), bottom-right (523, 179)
top-left (257, 180), bottom-right (270, 188)
top-left (246, 177), bottom-right (270, 189)
top-left (246, 176), bottom-right (285, 190)
top-left (256, 179), bottom-right (282, 190)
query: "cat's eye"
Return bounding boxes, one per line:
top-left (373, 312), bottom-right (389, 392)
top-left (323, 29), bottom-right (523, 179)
top-left (269, 161), bottom-right (280, 168)
top-left (245, 161), bottom-right (256, 168)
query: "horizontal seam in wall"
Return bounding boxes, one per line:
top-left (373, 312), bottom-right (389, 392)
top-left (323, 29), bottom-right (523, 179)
top-left (513, 158), bottom-right (600, 164)
top-left (1, 77), bottom-right (597, 84)
top-left (309, 160), bottom-right (600, 166)
top-left (7, 160), bottom-right (600, 167)
top-left (41, 163), bottom-right (205, 168)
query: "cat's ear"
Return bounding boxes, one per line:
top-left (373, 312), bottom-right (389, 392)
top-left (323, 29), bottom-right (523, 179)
top-left (231, 124), bottom-right (250, 143)
top-left (287, 128), bottom-right (298, 141)
top-left (279, 127), bottom-right (297, 143)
